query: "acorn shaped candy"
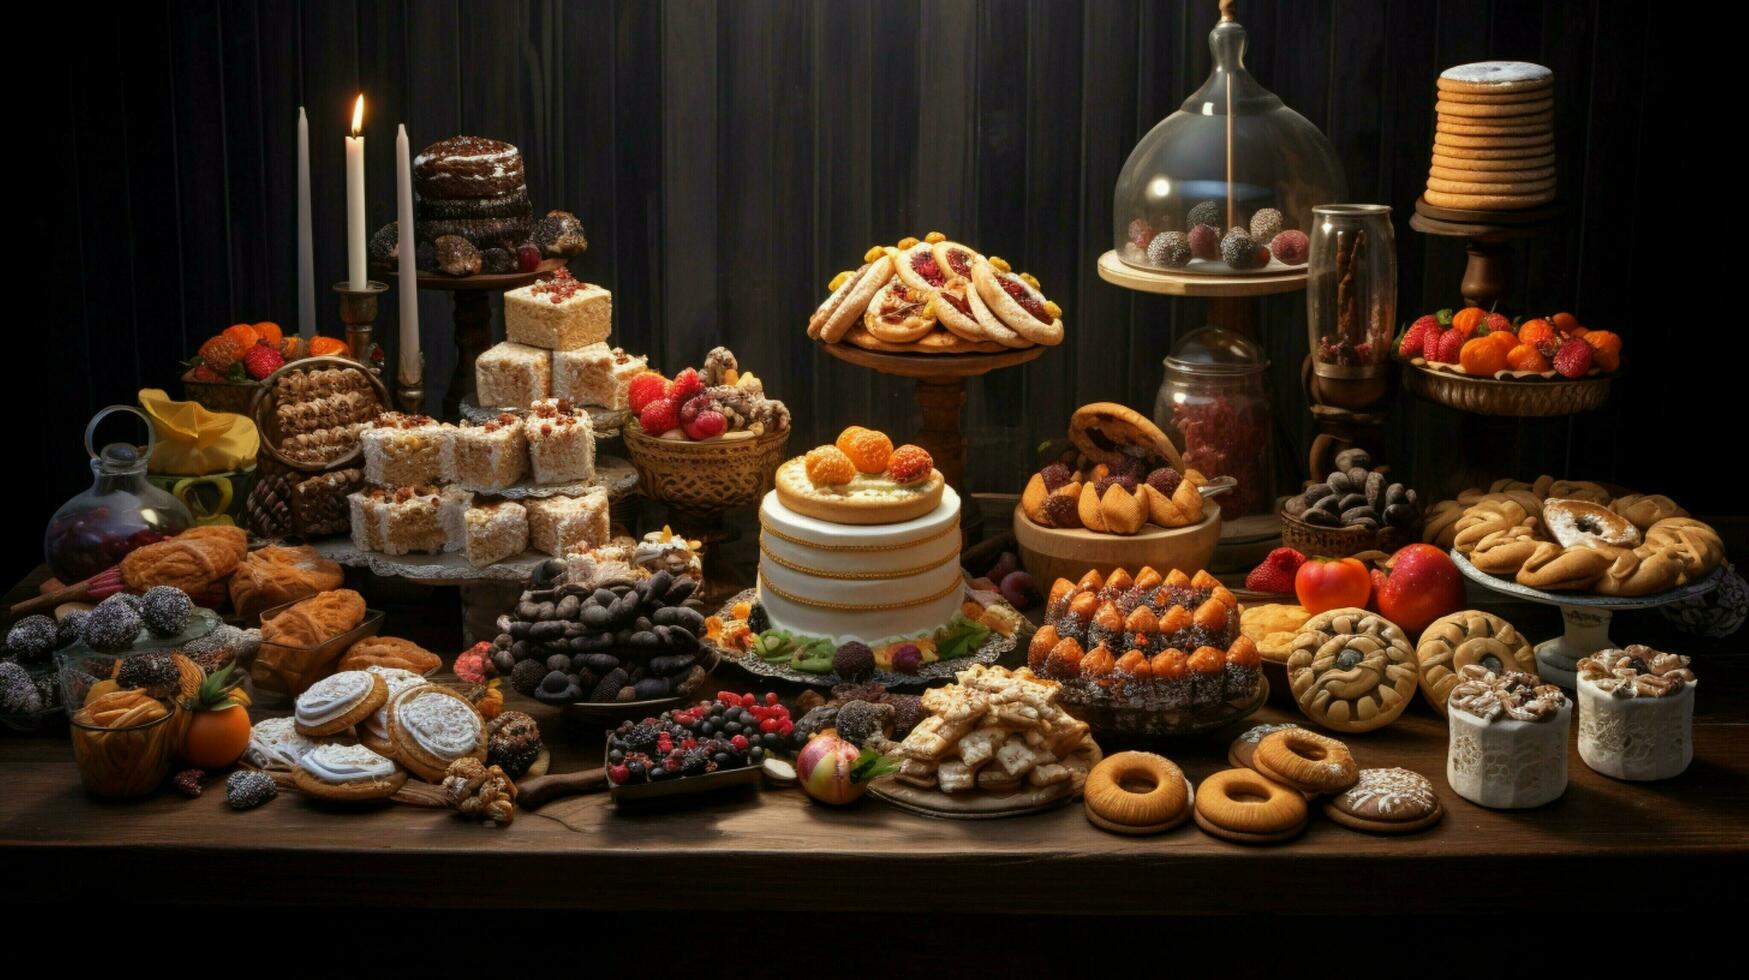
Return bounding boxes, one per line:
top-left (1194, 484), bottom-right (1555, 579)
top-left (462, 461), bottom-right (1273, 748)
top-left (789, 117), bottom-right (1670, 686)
top-left (1106, 567), bottom-right (1135, 593)
top-left (1134, 566), bottom-right (1164, 591)
top-left (1028, 625), bottom-right (1061, 673)
top-left (1044, 637), bottom-right (1086, 678)
top-left (1079, 643), bottom-right (1118, 681)
top-left (1078, 569), bottom-right (1106, 592)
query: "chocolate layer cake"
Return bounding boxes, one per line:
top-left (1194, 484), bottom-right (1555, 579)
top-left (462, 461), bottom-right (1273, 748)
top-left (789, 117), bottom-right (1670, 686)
top-left (420, 185), bottom-right (531, 220)
top-left (414, 136), bottom-right (527, 200)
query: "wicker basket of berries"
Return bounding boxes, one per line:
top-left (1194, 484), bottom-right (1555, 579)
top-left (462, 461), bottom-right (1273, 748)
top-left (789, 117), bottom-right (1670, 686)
top-left (622, 350), bottom-right (792, 531)
top-left (182, 322), bottom-right (324, 415)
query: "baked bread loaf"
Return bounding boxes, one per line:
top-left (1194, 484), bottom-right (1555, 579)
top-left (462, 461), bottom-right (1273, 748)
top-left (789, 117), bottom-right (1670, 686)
top-left (260, 589), bottom-right (366, 646)
top-left (339, 636), bottom-right (442, 675)
top-left (229, 545), bottom-right (345, 621)
top-left (120, 526), bottom-right (248, 595)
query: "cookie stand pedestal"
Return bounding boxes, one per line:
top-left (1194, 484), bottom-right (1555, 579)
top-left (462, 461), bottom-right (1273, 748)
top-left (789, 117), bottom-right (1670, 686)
top-left (375, 258), bottom-right (569, 418)
top-left (1451, 549), bottom-right (1721, 688)
top-left (818, 342), bottom-right (1044, 537)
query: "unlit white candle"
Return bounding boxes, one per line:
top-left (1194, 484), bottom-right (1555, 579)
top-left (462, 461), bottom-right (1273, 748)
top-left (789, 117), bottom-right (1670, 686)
top-left (296, 107), bottom-right (315, 340)
top-left (344, 95), bottom-right (367, 290)
top-left (396, 124), bottom-right (420, 384)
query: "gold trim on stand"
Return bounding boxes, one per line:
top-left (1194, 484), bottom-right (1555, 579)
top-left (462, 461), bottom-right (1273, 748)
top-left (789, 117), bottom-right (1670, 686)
top-left (757, 516), bottom-right (959, 553)
top-left (758, 575), bottom-right (964, 612)
top-left (759, 536), bottom-right (958, 580)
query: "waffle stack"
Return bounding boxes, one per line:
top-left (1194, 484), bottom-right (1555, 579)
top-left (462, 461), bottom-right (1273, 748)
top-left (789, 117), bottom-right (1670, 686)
top-left (1425, 62), bottom-right (1555, 212)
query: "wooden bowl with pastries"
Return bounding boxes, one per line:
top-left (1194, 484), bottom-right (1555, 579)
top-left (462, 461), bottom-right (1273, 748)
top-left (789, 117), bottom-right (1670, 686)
top-left (1014, 503), bottom-right (1221, 589)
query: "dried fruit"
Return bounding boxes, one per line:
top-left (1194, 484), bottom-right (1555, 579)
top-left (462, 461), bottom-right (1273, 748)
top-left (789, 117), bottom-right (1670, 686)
top-left (836, 426), bottom-right (894, 473)
top-left (1505, 343), bottom-right (1551, 373)
top-left (683, 409), bottom-right (727, 441)
top-left (886, 444), bottom-right (934, 485)
top-left (308, 336), bottom-right (350, 358)
top-left (1582, 329), bottom-right (1621, 372)
top-left (1459, 336), bottom-right (1508, 376)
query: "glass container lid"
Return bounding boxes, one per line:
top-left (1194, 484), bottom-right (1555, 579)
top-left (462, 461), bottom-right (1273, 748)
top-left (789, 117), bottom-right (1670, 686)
top-left (1113, 0), bottom-right (1346, 275)
top-left (1166, 327), bottom-right (1268, 376)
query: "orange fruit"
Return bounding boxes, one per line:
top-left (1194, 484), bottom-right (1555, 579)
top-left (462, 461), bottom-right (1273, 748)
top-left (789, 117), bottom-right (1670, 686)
top-left (1459, 336), bottom-right (1509, 376)
top-left (1506, 343), bottom-right (1550, 373)
top-left (252, 321), bottom-right (283, 344)
top-left (1486, 329), bottom-right (1518, 352)
top-left (1582, 330), bottom-right (1622, 371)
top-left (835, 426), bottom-right (893, 473)
top-left (196, 335), bottom-right (243, 370)
top-left (1552, 312), bottom-right (1581, 333)
top-left (1517, 318), bottom-right (1557, 352)
top-left (223, 323), bottom-right (260, 348)
top-left (308, 336), bottom-right (351, 358)
top-left (803, 445), bottom-right (857, 486)
top-left (1451, 307), bottom-right (1486, 338)
top-left (181, 704), bottom-right (251, 769)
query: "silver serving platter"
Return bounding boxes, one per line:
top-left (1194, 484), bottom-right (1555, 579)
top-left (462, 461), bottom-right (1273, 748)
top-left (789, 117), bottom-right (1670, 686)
top-left (1451, 549), bottom-right (1722, 610)
top-left (460, 395), bottom-right (627, 438)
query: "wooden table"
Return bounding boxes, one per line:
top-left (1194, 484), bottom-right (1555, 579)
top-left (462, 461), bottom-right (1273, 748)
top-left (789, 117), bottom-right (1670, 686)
top-left (4, 511), bottom-right (1747, 912)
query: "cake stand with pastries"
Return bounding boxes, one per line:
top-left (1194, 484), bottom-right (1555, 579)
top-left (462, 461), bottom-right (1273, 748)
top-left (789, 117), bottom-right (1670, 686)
top-left (1451, 549), bottom-right (1720, 689)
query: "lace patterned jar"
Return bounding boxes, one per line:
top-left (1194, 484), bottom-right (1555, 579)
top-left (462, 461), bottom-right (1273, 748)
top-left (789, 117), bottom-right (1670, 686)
top-left (1576, 648), bottom-right (1695, 781)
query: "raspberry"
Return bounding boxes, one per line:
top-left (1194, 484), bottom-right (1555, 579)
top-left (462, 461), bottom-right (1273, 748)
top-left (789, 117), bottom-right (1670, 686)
top-left (803, 445), bottom-right (856, 486)
top-left (836, 426), bottom-right (894, 473)
top-left (1553, 338), bottom-right (1593, 379)
top-left (683, 409), bottom-right (727, 441)
top-left (669, 367), bottom-right (705, 403)
top-left (679, 391), bottom-right (715, 425)
top-left (1126, 218), bottom-right (1155, 249)
top-left (731, 734), bottom-right (750, 751)
top-left (638, 396), bottom-right (681, 435)
top-left (886, 444), bottom-right (934, 485)
top-left (1188, 224), bottom-right (1221, 260)
top-left (627, 373), bottom-right (669, 413)
top-left (1270, 229), bottom-right (1309, 265)
top-left (608, 764), bottom-right (631, 784)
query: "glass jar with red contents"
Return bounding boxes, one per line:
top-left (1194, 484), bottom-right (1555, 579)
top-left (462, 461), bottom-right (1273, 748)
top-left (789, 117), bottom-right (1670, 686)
top-left (1154, 328), bottom-right (1273, 517)
top-left (43, 406), bottom-right (193, 583)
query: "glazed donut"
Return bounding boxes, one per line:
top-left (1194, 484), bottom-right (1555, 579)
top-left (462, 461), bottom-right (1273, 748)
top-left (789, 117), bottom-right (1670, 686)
top-left (1612, 494), bottom-right (1688, 531)
top-left (1192, 768), bottom-right (1308, 844)
top-left (1285, 608), bottom-right (1420, 733)
top-left (1515, 540), bottom-right (1618, 591)
top-left (1643, 518), bottom-right (1725, 583)
top-left (1543, 498), bottom-right (1640, 549)
top-left (1415, 610), bottom-right (1536, 715)
top-left (1083, 751), bottom-right (1192, 835)
top-left (1251, 729), bottom-right (1359, 795)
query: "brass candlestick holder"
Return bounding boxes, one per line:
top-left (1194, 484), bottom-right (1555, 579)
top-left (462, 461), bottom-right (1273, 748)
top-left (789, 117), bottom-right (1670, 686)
top-left (333, 280), bottom-right (389, 374)
top-left (397, 351), bottom-right (425, 414)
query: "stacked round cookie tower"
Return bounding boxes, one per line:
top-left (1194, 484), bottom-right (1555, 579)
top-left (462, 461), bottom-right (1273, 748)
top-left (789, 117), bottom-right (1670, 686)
top-left (1426, 62), bottom-right (1555, 211)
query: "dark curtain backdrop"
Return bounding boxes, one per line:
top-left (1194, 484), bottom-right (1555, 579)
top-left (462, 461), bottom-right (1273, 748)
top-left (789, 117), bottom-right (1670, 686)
top-left (17, 0), bottom-right (1705, 584)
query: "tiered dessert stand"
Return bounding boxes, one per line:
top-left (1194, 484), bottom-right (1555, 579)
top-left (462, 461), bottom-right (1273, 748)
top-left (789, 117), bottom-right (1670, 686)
top-left (819, 342), bottom-right (1044, 537)
top-left (1452, 549), bottom-right (1720, 688)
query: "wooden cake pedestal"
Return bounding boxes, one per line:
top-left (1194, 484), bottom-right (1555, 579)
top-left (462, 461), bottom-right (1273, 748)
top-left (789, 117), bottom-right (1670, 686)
top-left (375, 258), bottom-right (569, 417)
top-left (819, 342), bottom-right (1045, 537)
top-left (1409, 197), bottom-right (1559, 309)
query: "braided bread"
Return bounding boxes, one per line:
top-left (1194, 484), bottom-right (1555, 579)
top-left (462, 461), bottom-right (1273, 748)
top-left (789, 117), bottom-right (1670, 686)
top-left (1415, 610), bottom-right (1536, 715)
top-left (1611, 494), bottom-right (1687, 531)
top-left (1643, 518), bottom-right (1725, 584)
top-left (1286, 608), bottom-right (1419, 733)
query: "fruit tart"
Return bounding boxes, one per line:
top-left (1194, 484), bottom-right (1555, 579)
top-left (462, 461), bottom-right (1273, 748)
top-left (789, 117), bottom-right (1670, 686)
top-left (776, 431), bottom-right (944, 525)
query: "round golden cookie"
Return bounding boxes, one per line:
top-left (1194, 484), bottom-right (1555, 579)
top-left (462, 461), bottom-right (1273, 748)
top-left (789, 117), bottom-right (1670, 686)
top-left (1427, 176), bottom-right (1554, 197)
top-left (1415, 609), bottom-right (1536, 715)
top-left (1251, 729), bottom-right (1358, 795)
top-left (1436, 97), bottom-right (1553, 119)
top-left (1083, 752), bottom-right (1193, 835)
top-left (1067, 402), bottom-right (1179, 467)
top-left (293, 671), bottom-right (388, 738)
top-left (1423, 189), bottom-right (1554, 211)
top-left (386, 685), bottom-right (487, 782)
top-left (1227, 722), bottom-right (1302, 769)
top-left (1434, 131), bottom-right (1553, 149)
top-left (1432, 152), bottom-right (1555, 171)
top-left (1285, 608), bottom-right (1419, 733)
top-left (291, 743), bottom-right (408, 801)
top-left (1430, 164), bottom-right (1555, 184)
top-left (809, 254), bottom-right (894, 343)
top-left (1435, 116), bottom-right (1552, 137)
top-left (862, 278), bottom-right (938, 343)
top-left (841, 325), bottom-right (1007, 355)
top-left (1321, 768), bottom-right (1444, 834)
top-left (1437, 62), bottom-right (1552, 95)
top-left (1193, 768), bottom-right (1307, 844)
top-left (1436, 86), bottom-right (1552, 104)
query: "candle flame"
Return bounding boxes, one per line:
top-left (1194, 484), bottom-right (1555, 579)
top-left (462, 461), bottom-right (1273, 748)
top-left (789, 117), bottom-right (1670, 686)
top-left (350, 95), bottom-right (365, 135)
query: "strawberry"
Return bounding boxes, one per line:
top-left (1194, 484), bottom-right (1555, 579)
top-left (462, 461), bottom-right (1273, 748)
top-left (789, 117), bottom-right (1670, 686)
top-left (1553, 338), bottom-right (1593, 379)
top-left (637, 396), bottom-right (681, 435)
top-left (627, 373), bottom-right (669, 413)
top-left (1398, 317), bottom-right (1435, 358)
top-left (668, 367), bottom-right (705, 403)
top-left (1435, 327), bottom-right (1464, 364)
top-left (683, 409), bottom-right (728, 441)
top-left (1485, 312), bottom-right (1511, 335)
top-left (190, 364), bottom-right (225, 383)
top-left (241, 342), bottom-right (285, 380)
top-left (1245, 547), bottom-right (1306, 594)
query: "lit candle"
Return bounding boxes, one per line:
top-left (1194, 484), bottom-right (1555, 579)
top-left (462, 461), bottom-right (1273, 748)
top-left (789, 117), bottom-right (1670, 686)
top-left (296, 107), bottom-right (315, 339)
top-left (396, 124), bottom-right (420, 386)
top-left (344, 95), bottom-right (367, 290)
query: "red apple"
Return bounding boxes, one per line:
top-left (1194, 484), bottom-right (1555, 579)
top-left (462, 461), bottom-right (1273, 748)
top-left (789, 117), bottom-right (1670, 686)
top-left (1370, 543), bottom-right (1465, 634)
top-left (1294, 556), bottom-right (1372, 614)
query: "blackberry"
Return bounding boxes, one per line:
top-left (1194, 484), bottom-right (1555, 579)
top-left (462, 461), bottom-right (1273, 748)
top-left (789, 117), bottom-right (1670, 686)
top-left (746, 603), bottom-right (771, 634)
top-left (116, 652), bottom-right (178, 693)
top-left (831, 642), bottom-right (874, 680)
top-left (622, 722), bottom-right (661, 753)
top-left (680, 748), bottom-right (712, 776)
top-left (226, 770), bottom-right (278, 810)
top-left (5, 615), bottom-right (57, 663)
top-left (138, 586), bottom-right (193, 637)
top-left (509, 658), bottom-right (547, 696)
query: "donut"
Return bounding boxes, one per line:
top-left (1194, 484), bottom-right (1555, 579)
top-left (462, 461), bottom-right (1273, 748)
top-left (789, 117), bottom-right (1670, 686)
top-left (1227, 721), bottom-right (1300, 769)
top-left (1192, 769), bottom-right (1308, 844)
top-left (1415, 610), bottom-right (1536, 715)
top-left (1251, 729), bottom-right (1358, 795)
top-left (1083, 751), bottom-right (1193, 835)
top-left (1285, 609), bottom-right (1419, 733)
top-left (1543, 498), bottom-right (1641, 550)
top-left (1321, 768), bottom-right (1443, 834)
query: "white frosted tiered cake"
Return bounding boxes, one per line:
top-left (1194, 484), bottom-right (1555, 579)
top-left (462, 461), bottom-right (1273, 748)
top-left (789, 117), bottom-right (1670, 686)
top-left (757, 485), bottom-right (963, 645)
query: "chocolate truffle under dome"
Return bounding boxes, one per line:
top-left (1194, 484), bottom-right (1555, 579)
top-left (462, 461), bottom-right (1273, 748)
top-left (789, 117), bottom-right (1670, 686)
top-left (1112, 1), bottom-right (1345, 274)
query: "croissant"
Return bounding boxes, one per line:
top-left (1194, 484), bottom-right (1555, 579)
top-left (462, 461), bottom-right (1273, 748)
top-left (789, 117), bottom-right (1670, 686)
top-left (229, 545), bottom-right (345, 621)
top-left (120, 525), bottom-right (248, 594)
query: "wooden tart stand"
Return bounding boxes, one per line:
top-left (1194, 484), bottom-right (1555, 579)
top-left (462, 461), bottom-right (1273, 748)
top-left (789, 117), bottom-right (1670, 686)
top-left (1096, 250), bottom-right (1301, 561)
top-left (818, 341), bottom-right (1044, 537)
top-left (1408, 196), bottom-right (1560, 310)
top-left (375, 258), bottom-right (569, 417)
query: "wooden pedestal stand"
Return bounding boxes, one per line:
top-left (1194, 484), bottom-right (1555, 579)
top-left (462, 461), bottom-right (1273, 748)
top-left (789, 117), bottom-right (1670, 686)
top-left (819, 342), bottom-right (1044, 537)
top-left (377, 258), bottom-right (569, 418)
top-left (1096, 250), bottom-right (1302, 560)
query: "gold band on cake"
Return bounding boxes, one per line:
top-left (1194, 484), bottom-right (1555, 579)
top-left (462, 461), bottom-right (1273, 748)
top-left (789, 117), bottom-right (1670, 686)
top-left (757, 574), bottom-right (963, 612)
top-left (758, 537), bottom-right (959, 580)
top-left (757, 516), bottom-right (959, 553)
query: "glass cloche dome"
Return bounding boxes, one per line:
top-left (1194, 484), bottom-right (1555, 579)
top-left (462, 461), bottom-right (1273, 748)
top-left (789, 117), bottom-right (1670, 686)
top-left (1113, 1), bottom-right (1346, 275)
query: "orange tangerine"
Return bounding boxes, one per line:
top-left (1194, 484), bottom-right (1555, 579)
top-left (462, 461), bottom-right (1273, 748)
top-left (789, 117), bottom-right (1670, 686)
top-left (1451, 307), bottom-right (1487, 338)
top-left (1582, 330), bottom-right (1622, 371)
top-left (1486, 329), bottom-right (1518, 351)
top-left (1459, 336), bottom-right (1509, 376)
top-left (252, 321), bottom-right (283, 344)
top-left (1505, 343), bottom-right (1550, 373)
top-left (1551, 312), bottom-right (1582, 333)
top-left (1517, 318), bottom-right (1557, 352)
top-left (222, 323), bottom-right (260, 348)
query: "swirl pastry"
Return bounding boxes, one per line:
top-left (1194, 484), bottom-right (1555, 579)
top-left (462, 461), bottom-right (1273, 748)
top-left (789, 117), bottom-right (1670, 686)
top-left (1415, 610), bottom-right (1536, 715)
top-left (119, 525), bottom-right (248, 595)
top-left (1285, 608), bottom-right (1419, 732)
top-left (229, 545), bottom-right (345, 622)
